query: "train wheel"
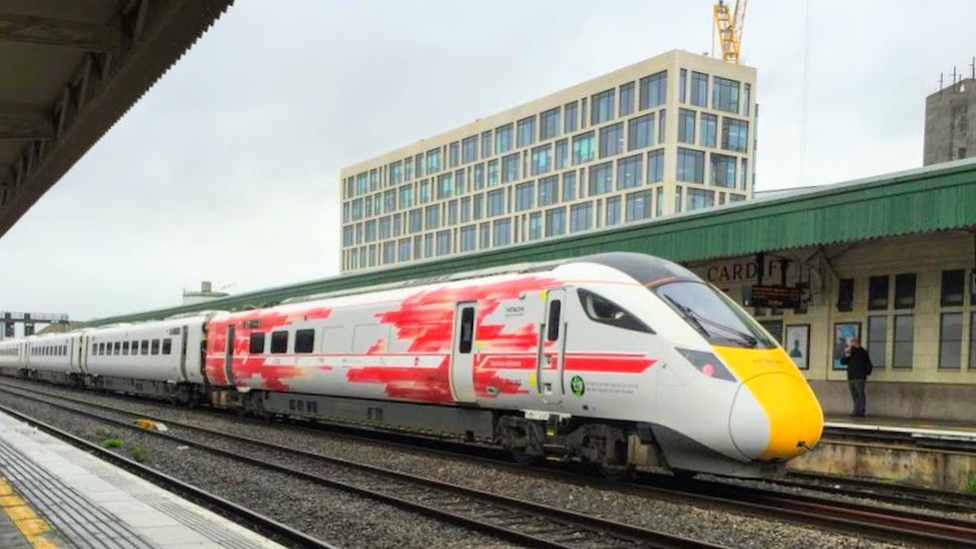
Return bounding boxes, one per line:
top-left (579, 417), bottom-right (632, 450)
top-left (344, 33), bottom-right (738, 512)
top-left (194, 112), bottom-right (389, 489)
top-left (512, 449), bottom-right (541, 466)
top-left (598, 463), bottom-right (634, 481)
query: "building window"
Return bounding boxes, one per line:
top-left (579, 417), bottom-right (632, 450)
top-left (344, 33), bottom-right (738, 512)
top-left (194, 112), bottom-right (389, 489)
top-left (423, 234), bottom-right (434, 258)
top-left (501, 153), bottom-right (519, 183)
top-left (572, 131), bottom-right (595, 164)
top-left (686, 188), bottom-right (714, 211)
top-left (540, 107), bottom-right (560, 141)
top-left (562, 172), bottom-right (576, 202)
top-left (713, 76), bottom-right (740, 113)
top-left (588, 162), bottom-right (613, 196)
top-left (545, 207), bottom-right (565, 237)
top-left (449, 142), bottom-right (459, 168)
top-left (599, 122), bottom-right (624, 158)
top-left (473, 193), bottom-right (484, 220)
top-left (701, 113), bottom-right (717, 147)
top-left (538, 176), bottom-right (558, 207)
top-left (591, 88), bottom-right (615, 125)
top-left (677, 148), bottom-right (705, 184)
top-left (459, 197), bottom-right (471, 223)
top-left (647, 149), bottom-right (664, 183)
top-left (472, 164), bottom-right (485, 191)
top-left (555, 139), bottom-right (568, 170)
top-left (436, 230), bottom-right (451, 256)
top-left (487, 189), bottom-right (505, 217)
top-left (617, 154), bottom-right (643, 190)
top-left (425, 205), bottom-right (439, 230)
top-left (674, 186), bottom-right (682, 213)
top-left (418, 179), bottom-right (430, 203)
top-left (580, 97), bottom-right (587, 128)
top-left (619, 82), bottom-right (635, 116)
top-left (625, 190), bottom-right (652, 221)
top-left (531, 144), bottom-right (552, 175)
top-left (481, 130), bottom-right (493, 158)
top-left (447, 200), bottom-right (458, 226)
top-left (437, 174), bottom-right (452, 200)
top-left (515, 181), bottom-right (535, 212)
top-left (398, 238), bottom-right (410, 262)
top-left (517, 116), bottom-right (536, 148)
top-left (741, 158), bottom-right (749, 191)
top-left (691, 71), bottom-right (708, 107)
top-left (867, 316), bottom-right (887, 369)
top-left (479, 222), bottom-right (490, 249)
top-left (837, 278), bottom-right (854, 312)
top-left (678, 69), bottom-right (687, 103)
top-left (606, 196), bottom-right (621, 226)
top-left (398, 185), bottom-right (413, 209)
top-left (462, 135), bottom-right (478, 164)
top-left (639, 70), bottom-right (667, 110)
top-left (939, 312), bottom-right (963, 369)
top-left (569, 202), bottom-right (592, 233)
top-left (893, 315), bottom-right (914, 368)
top-left (868, 276), bottom-right (889, 310)
top-left (628, 113), bottom-right (654, 151)
top-left (743, 82), bottom-right (751, 117)
top-left (941, 269), bottom-right (965, 306)
top-left (496, 123), bottom-right (513, 153)
top-left (894, 273), bottom-right (916, 309)
top-left (656, 187), bottom-right (664, 217)
top-left (564, 101), bottom-right (578, 133)
top-left (427, 148), bottom-right (442, 174)
top-left (460, 225), bottom-right (476, 252)
top-left (487, 160), bottom-right (498, 187)
top-left (528, 212), bottom-right (542, 240)
top-left (678, 108), bottom-right (696, 144)
top-left (971, 312), bottom-right (976, 369)
top-left (403, 158), bottom-right (413, 181)
top-left (710, 153), bottom-right (737, 188)
top-left (491, 219), bottom-right (510, 246)
top-left (658, 110), bottom-right (667, 143)
top-left (721, 118), bottom-right (749, 152)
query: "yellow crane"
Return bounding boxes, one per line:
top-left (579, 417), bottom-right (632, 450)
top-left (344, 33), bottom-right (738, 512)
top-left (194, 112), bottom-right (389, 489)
top-left (713, 0), bottom-right (748, 64)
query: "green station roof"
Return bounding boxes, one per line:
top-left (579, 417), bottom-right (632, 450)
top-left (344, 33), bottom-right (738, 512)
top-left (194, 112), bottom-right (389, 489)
top-left (90, 159), bottom-right (976, 326)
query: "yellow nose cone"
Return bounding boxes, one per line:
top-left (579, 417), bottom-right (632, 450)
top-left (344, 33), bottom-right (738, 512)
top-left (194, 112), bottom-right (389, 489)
top-left (715, 346), bottom-right (824, 461)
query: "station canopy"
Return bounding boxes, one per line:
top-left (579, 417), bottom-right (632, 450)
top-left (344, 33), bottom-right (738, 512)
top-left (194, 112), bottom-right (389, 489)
top-left (0, 0), bottom-right (234, 239)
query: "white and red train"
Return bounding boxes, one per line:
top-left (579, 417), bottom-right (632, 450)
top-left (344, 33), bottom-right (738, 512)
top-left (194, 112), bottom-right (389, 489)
top-left (0, 253), bottom-right (823, 477)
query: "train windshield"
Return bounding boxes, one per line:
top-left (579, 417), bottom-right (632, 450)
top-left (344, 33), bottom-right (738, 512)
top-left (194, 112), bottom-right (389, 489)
top-left (655, 282), bottom-right (776, 349)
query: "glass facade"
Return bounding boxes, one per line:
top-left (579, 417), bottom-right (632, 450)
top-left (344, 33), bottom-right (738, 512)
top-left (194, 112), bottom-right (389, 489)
top-left (341, 52), bottom-right (755, 271)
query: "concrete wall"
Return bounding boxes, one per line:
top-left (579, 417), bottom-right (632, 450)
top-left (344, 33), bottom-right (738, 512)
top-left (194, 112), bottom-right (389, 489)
top-left (924, 78), bottom-right (976, 166)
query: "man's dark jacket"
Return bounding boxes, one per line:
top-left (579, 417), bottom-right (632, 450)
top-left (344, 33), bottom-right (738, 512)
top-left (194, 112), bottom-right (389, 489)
top-left (841, 346), bottom-right (872, 380)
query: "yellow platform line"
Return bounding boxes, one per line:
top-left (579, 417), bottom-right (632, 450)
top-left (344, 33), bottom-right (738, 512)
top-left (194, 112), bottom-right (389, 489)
top-left (0, 474), bottom-right (60, 549)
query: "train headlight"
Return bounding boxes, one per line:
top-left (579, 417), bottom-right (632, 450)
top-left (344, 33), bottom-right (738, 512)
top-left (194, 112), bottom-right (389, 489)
top-left (676, 348), bottom-right (736, 382)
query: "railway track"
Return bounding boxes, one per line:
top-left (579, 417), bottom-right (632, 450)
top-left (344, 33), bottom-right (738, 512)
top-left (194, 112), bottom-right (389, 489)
top-left (4, 379), bottom-right (976, 548)
top-left (0, 381), bottom-right (728, 549)
top-left (0, 402), bottom-right (341, 549)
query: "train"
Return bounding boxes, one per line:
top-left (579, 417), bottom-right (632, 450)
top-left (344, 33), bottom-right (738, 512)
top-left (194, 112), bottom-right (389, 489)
top-left (0, 252), bottom-right (824, 477)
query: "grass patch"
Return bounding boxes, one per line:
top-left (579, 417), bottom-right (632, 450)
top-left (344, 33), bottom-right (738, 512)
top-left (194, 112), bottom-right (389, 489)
top-left (99, 438), bottom-right (122, 449)
top-left (129, 446), bottom-right (149, 463)
top-left (93, 427), bottom-right (116, 439)
top-left (966, 474), bottom-right (976, 494)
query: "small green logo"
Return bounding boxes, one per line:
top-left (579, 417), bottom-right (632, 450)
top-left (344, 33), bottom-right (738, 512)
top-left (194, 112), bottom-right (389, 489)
top-left (570, 375), bottom-right (585, 397)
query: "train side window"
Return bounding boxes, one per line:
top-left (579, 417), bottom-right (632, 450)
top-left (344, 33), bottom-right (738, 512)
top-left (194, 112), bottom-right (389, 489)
top-left (459, 307), bottom-right (475, 354)
top-left (141, 340), bottom-right (149, 355)
top-left (162, 339), bottom-right (172, 355)
top-left (295, 329), bottom-right (315, 354)
top-left (123, 341), bottom-right (130, 355)
top-left (249, 332), bottom-right (265, 354)
top-left (546, 301), bottom-right (562, 342)
top-left (151, 339), bottom-right (160, 355)
top-left (577, 289), bottom-right (653, 333)
top-left (270, 331), bottom-right (288, 354)
top-left (114, 342), bottom-right (121, 355)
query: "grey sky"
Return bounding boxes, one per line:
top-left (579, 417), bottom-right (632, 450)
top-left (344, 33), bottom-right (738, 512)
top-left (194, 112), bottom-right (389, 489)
top-left (1, 0), bottom-right (974, 321)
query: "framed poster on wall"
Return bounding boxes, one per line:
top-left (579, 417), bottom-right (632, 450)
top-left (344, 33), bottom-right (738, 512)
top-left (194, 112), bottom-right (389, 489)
top-left (832, 322), bottom-right (861, 370)
top-left (785, 324), bottom-right (810, 370)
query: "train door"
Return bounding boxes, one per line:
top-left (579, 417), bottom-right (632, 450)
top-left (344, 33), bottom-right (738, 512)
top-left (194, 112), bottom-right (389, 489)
top-left (450, 303), bottom-right (477, 403)
top-left (536, 289), bottom-right (566, 404)
top-left (178, 326), bottom-right (189, 382)
top-left (223, 325), bottom-right (236, 386)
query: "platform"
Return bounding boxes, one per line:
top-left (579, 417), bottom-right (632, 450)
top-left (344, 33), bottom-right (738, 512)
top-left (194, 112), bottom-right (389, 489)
top-left (0, 410), bottom-right (288, 549)
top-left (824, 414), bottom-right (976, 443)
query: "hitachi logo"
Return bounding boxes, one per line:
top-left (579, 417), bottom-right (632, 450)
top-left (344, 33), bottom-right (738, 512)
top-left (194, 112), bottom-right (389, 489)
top-left (505, 306), bottom-right (525, 316)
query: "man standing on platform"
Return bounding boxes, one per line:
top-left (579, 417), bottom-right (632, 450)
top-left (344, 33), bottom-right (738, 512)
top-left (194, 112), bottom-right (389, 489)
top-left (841, 338), bottom-right (873, 417)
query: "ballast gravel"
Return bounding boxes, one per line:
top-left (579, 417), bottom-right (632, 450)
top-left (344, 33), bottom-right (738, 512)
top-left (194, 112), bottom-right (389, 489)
top-left (0, 381), bottom-right (915, 549)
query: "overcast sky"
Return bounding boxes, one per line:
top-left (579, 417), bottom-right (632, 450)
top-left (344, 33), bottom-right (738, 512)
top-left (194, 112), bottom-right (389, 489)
top-left (2, 0), bottom-right (975, 322)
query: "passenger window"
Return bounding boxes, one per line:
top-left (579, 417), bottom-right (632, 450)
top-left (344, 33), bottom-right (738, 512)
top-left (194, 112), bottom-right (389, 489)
top-left (123, 342), bottom-right (130, 355)
top-left (577, 289), bottom-right (653, 333)
top-left (151, 339), bottom-right (160, 355)
top-left (459, 307), bottom-right (475, 354)
top-left (162, 339), bottom-right (172, 355)
top-left (141, 340), bottom-right (149, 355)
top-left (114, 342), bottom-right (121, 355)
top-left (295, 329), bottom-right (315, 354)
top-left (546, 300), bottom-right (562, 342)
top-left (270, 331), bottom-right (288, 354)
top-left (249, 332), bottom-right (266, 354)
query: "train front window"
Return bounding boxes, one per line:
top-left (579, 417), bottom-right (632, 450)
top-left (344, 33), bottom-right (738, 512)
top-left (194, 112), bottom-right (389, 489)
top-left (655, 281), bottom-right (774, 349)
top-left (578, 289), bottom-right (653, 333)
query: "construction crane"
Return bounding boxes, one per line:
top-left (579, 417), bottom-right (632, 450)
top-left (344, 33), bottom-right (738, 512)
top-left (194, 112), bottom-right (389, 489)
top-left (713, 0), bottom-right (748, 64)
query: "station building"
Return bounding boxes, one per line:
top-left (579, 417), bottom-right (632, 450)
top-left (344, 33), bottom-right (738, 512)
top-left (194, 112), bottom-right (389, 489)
top-left (95, 159), bottom-right (976, 423)
top-left (339, 50), bottom-right (757, 274)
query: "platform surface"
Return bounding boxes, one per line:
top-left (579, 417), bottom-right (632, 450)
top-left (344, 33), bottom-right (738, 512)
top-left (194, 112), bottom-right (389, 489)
top-left (0, 410), bottom-right (290, 549)
top-left (825, 414), bottom-right (976, 441)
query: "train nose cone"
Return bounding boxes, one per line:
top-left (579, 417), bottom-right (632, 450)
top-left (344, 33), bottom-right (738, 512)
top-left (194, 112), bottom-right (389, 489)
top-left (729, 373), bottom-right (823, 461)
